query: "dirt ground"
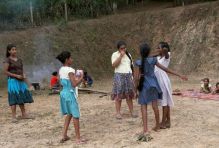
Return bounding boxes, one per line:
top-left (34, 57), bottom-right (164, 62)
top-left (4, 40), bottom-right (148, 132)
top-left (0, 76), bottom-right (219, 148)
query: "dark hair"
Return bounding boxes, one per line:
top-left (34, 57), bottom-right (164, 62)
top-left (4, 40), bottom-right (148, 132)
top-left (216, 82), bottom-right (219, 87)
top-left (56, 51), bottom-right (71, 64)
top-left (6, 44), bottom-right (16, 57)
top-left (203, 78), bottom-right (210, 83)
top-left (117, 40), bottom-right (126, 49)
top-left (52, 71), bottom-right (58, 76)
top-left (138, 43), bottom-right (151, 91)
top-left (159, 42), bottom-right (170, 52)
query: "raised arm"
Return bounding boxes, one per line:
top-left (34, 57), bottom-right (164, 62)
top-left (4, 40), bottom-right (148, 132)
top-left (149, 49), bottom-right (162, 57)
top-left (112, 51), bottom-right (125, 68)
top-left (156, 62), bottom-right (188, 80)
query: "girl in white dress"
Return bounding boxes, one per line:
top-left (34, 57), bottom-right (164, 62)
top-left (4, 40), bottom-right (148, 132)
top-left (154, 42), bottom-right (173, 129)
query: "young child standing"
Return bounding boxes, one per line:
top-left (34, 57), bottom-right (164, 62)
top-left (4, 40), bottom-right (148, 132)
top-left (134, 43), bottom-right (187, 142)
top-left (56, 51), bottom-right (85, 144)
top-left (154, 42), bottom-right (173, 129)
top-left (3, 44), bottom-right (33, 123)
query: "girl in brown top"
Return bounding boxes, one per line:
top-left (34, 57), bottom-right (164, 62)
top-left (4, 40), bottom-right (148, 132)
top-left (3, 44), bottom-right (33, 123)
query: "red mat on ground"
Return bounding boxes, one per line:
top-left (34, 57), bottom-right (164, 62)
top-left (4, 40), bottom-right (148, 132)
top-left (173, 90), bottom-right (219, 101)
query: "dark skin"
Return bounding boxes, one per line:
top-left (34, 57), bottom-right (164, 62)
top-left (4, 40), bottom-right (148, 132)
top-left (61, 57), bottom-right (86, 144)
top-left (156, 46), bottom-right (171, 129)
top-left (134, 50), bottom-right (187, 133)
top-left (112, 44), bottom-right (136, 119)
top-left (3, 47), bottom-right (29, 121)
top-left (200, 79), bottom-right (212, 94)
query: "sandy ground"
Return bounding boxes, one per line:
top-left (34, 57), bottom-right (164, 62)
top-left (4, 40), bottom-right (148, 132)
top-left (0, 77), bottom-right (219, 148)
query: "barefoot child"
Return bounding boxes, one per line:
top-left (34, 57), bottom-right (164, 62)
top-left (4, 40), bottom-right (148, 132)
top-left (154, 42), bottom-right (173, 129)
top-left (56, 51), bottom-right (85, 144)
top-left (134, 43), bottom-right (187, 142)
top-left (3, 44), bottom-right (34, 123)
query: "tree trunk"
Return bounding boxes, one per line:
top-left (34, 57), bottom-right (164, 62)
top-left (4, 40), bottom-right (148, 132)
top-left (64, 0), bottom-right (68, 22)
top-left (30, 1), bottom-right (34, 25)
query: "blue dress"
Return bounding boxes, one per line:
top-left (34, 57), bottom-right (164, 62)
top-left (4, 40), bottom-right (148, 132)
top-left (135, 57), bottom-right (162, 105)
top-left (4, 58), bottom-right (33, 106)
top-left (59, 67), bottom-right (80, 118)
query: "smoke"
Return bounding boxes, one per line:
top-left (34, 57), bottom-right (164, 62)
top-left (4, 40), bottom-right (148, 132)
top-left (25, 32), bottom-right (62, 85)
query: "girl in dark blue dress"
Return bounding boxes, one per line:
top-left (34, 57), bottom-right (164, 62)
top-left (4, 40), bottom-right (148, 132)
top-left (135, 43), bottom-right (187, 141)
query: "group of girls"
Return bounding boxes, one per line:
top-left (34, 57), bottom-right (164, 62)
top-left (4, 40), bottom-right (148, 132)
top-left (111, 41), bottom-right (187, 141)
top-left (3, 41), bottom-right (187, 145)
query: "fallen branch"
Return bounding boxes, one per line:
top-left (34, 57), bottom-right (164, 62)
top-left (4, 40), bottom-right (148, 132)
top-left (78, 88), bottom-right (110, 95)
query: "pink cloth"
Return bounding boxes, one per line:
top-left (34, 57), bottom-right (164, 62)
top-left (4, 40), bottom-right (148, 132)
top-left (173, 90), bottom-right (219, 101)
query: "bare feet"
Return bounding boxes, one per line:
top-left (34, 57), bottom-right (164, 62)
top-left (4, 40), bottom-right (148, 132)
top-left (131, 113), bottom-right (138, 118)
top-left (76, 139), bottom-right (87, 144)
top-left (11, 117), bottom-right (18, 123)
top-left (115, 114), bottom-right (122, 120)
top-left (60, 136), bottom-right (70, 143)
top-left (165, 121), bottom-right (171, 128)
top-left (152, 126), bottom-right (160, 132)
top-left (160, 122), bottom-right (166, 129)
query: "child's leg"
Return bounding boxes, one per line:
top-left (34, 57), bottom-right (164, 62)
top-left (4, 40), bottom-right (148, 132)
top-left (166, 106), bottom-right (171, 128)
top-left (73, 117), bottom-right (87, 144)
top-left (73, 117), bottom-right (80, 140)
top-left (19, 104), bottom-right (27, 117)
top-left (115, 100), bottom-right (122, 118)
top-left (160, 106), bottom-right (168, 128)
top-left (152, 100), bottom-right (160, 131)
top-left (62, 115), bottom-right (72, 139)
top-left (141, 104), bottom-right (148, 133)
top-left (11, 105), bottom-right (16, 118)
top-left (126, 99), bottom-right (134, 116)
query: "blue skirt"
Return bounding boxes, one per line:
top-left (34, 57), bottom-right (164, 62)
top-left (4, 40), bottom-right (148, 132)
top-left (60, 79), bottom-right (80, 118)
top-left (8, 77), bottom-right (33, 106)
top-left (138, 75), bottom-right (162, 105)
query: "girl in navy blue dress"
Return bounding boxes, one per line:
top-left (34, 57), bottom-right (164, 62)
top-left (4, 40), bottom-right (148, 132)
top-left (134, 43), bottom-right (187, 142)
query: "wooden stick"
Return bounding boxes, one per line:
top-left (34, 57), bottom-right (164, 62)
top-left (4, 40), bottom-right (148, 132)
top-left (78, 88), bottom-right (110, 95)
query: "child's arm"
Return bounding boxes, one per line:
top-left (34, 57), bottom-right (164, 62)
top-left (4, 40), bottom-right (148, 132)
top-left (69, 72), bottom-right (84, 87)
top-left (134, 66), bottom-right (140, 94)
top-left (156, 62), bottom-right (188, 80)
top-left (149, 49), bottom-right (162, 57)
top-left (112, 51), bottom-right (125, 68)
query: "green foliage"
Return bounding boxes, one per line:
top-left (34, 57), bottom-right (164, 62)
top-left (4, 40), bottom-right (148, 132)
top-left (0, 0), bottom-right (217, 30)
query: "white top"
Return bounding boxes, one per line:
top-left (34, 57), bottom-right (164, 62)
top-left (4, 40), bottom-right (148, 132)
top-left (111, 51), bottom-right (132, 73)
top-left (154, 52), bottom-right (170, 72)
top-left (59, 66), bottom-right (75, 79)
top-left (201, 84), bottom-right (212, 88)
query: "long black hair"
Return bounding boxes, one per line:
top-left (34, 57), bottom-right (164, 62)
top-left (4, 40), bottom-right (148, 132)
top-left (138, 43), bottom-right (151, 91)
top-left (6, 44), bottom-right (16, 57)
top-left (56, 51), bottom-right (71, 64)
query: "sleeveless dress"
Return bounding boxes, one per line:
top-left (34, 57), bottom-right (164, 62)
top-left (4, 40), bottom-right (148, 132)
top-left (3, 58), bottom-right (33, 106)
top-left (59, 66), bottom-right (80, 118)
top-left (154, 52), bottom-right (174, 107)
top-left (135, 57), bottom-right (162, 105)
